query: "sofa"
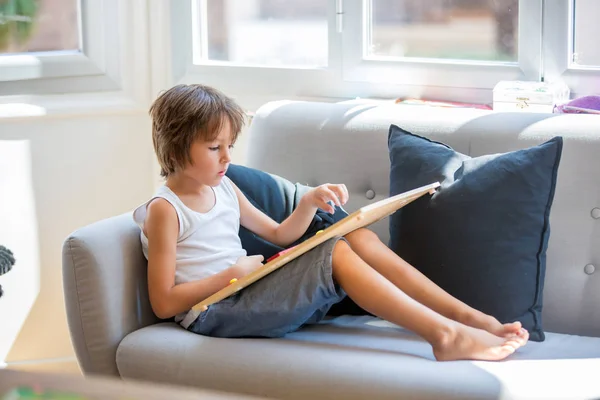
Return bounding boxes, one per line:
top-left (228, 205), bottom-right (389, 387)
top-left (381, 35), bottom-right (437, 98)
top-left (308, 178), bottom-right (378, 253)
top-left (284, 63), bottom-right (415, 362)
top-left (62, 100), bottom-right (600, 400)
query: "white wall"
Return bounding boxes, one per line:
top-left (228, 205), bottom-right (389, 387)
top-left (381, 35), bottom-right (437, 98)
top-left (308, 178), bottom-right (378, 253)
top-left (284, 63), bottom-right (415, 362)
top-left (0, 110), bottom-right (156, 367)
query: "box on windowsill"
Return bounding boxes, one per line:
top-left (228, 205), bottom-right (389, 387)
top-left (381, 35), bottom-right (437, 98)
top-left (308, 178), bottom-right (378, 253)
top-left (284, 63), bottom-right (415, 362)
top-left (493, 80), bottom-right (570, 113)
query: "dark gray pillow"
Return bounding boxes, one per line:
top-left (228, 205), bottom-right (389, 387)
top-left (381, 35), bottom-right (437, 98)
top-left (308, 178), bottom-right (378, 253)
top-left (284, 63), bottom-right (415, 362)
top-left (388, 125), bottom-right (563, 342)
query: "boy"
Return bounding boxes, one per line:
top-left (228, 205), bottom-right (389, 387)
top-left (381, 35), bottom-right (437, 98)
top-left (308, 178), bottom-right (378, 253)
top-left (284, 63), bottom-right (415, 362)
top-left (133, 84), bottom-right (528, 361)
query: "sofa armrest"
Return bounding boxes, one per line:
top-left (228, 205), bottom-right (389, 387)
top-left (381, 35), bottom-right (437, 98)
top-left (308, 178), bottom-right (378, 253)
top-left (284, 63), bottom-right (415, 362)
top-left (62, 213), bottom-right (159, 377)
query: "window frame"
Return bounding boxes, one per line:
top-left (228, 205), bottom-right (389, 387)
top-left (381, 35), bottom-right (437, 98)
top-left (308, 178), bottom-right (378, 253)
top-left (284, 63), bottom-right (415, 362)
top-left (342, 0), bottom-right (543, 89)
top-left (156, 0), bottom-right (600, 106)
top-left (164, 0), bottom-right (341, 100)
top-left (0, 0), bottom-right (120, 96)
top-left (0, 0), bottom-right (151, 118)
top-left (165, 0), bottom-right (548, 103)
top-left (542, 0), bottom-right (600, 97)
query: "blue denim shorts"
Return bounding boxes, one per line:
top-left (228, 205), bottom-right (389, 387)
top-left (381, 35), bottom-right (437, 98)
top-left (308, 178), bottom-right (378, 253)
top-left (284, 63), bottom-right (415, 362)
top-left (186, 237), bottom-right (347, 338)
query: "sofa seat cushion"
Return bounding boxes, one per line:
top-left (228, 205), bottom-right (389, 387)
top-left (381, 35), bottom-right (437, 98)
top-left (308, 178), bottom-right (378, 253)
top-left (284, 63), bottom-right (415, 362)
top-left (116, 317), bottom-right (600, 400)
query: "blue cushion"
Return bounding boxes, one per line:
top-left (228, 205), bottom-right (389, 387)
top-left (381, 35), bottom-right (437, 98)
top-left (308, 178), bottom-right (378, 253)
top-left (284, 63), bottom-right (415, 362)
top-left (225, 164), bottom-right (348, 260)
top-left (388, 125), bottom-right (563, 342)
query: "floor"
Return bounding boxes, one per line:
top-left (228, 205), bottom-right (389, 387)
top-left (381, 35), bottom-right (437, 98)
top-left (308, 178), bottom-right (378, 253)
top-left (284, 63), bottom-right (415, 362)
top-left (6, 359), bottom-right (81, 375)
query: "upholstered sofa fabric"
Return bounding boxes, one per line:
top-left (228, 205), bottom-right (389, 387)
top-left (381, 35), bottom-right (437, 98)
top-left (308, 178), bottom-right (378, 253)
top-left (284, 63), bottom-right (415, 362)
top-left (62, 215), bottom-right (160, 376)
top-left (63, 100), bottom-right (600, 399)
top-left (116, 317), bottom-right (600, 400)
top-left (245, 100), bottom-right (600, 338)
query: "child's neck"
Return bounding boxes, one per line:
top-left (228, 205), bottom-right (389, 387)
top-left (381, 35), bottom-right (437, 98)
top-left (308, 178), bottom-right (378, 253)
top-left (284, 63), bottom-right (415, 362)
top-left (166, 173), bottom-right (210, 196)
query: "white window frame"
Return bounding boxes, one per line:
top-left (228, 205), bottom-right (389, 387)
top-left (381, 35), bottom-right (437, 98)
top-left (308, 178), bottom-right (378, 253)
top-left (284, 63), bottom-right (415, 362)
top-left (0, 0), bottom-right (151, 117)
top-left (0, 0), bottom-right (121, 95)
top-left (542, 0), bottom-right (600, 97)
top-left (342, 0), bottom-right (543, 88)
top-left (160, 0), bottom-right (600, 105)
top-left (157, 0), bottom-right (341, 105)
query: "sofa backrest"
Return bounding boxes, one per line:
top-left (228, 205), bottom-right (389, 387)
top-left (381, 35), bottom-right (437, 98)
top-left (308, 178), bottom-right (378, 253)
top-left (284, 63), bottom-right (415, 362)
top-left (246, 100), bottom-right (600, 338)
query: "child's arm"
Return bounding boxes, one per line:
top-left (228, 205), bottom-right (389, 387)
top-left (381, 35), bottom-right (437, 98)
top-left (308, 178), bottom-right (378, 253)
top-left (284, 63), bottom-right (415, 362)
top-left (230, 181), bottom-right (349, 248)
top-left (144, 198), bottom-right (262, 319)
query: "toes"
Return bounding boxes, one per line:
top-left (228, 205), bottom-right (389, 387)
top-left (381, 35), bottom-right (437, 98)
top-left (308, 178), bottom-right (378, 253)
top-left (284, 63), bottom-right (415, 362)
top-left (514, 327), bottom-right (529, 339)
top-left (519, 328), bottom-right (530, 343)
top-left (504, 339), bottom-right (523, 349)
top-left (490, 344), bottom-right (516, 360)
top-left (500, 322), bottom-right (523, 337)
top-left (499, 344), bottom-right (517, 357)
top-left (504, 321), bottom-right (522, 332)
top-left (504, 331), bottom-right (528, 348)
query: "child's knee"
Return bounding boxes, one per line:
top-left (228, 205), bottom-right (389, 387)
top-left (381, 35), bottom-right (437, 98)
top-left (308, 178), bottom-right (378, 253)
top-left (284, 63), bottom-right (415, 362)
top-left (332, 238), bottom-right (353, 262)
top-left (345, 228), bottom-right (377, 243)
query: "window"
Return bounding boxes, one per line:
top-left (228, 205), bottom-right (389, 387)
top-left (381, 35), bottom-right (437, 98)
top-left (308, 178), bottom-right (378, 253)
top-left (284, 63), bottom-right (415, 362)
top-left (367, 0), bottom-right (518, 62)
top-left (196, 0), bottom-right (328, 67)
top-left (165, 0), bottom-right (337, 108)
top-left (342, 0), bottom-right (540, 90)
top-left (542, 0), bottom-right (600, 97)
top-left (572, 0), bottom-right (600, 67)
top-left (0, 0), bottom-right (125, 98)
top-left (162, 0), bottom-right (600, 104)
top-left (0, 0), bottom-right (80, 55)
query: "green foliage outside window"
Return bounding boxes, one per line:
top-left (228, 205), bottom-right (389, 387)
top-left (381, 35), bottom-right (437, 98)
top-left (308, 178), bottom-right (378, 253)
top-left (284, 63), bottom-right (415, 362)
top-left (0, 0), bottom-right (39, 52)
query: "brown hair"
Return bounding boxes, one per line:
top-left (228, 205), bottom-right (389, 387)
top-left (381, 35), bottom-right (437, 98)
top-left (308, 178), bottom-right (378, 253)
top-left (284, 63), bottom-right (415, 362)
top-left (149, 84), bottom-right (245, 178)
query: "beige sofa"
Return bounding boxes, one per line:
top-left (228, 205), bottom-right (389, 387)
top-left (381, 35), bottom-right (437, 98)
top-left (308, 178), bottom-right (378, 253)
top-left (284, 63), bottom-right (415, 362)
top-left (63, 100), bottom-right (600, 399)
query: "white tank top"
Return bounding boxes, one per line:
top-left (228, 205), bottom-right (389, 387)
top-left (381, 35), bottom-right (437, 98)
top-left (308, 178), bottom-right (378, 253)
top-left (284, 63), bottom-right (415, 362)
top-left (133, 176), bottom-right (247, 326)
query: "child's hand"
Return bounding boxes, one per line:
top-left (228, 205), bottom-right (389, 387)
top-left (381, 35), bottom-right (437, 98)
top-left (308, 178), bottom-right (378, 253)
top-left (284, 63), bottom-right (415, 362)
top-left (303, 184), bottom-right (349, 214)
top-left (233, 255), bottom-right (265, 278)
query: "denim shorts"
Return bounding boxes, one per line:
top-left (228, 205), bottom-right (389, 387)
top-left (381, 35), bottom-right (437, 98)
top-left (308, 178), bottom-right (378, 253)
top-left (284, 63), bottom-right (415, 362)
top-left (186, 236), bottom-right (347, 338)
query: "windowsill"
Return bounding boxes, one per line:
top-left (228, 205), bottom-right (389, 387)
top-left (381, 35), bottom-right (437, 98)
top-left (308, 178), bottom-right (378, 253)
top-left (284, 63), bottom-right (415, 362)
top-left (0, 91), bottom-right (147, 121)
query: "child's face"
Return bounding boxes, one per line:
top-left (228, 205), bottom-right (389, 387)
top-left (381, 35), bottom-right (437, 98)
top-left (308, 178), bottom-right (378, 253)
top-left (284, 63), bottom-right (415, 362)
top-left (184, 118), bottom-right (234, 187)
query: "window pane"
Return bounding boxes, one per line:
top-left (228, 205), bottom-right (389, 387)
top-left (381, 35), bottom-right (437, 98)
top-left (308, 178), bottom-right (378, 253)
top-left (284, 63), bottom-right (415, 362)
top-left (0, 0), bottom-right (80, 55)
top-left (204, 0), bottom-right (327, 67)
top-left (573, 0), bottom-right (600, 67)
top-left (368, 0), bottom-right (518, 62)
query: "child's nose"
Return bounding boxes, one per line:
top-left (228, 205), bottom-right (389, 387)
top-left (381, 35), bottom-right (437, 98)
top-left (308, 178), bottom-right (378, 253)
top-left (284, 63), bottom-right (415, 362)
top-left (221, 149), bottom-right (232, 163)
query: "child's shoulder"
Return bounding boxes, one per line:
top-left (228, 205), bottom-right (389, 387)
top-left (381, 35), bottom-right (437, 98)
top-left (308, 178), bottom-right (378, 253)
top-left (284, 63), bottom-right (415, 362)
top-left (133, 187), bottom-right (180, 228)
top-left (146, 197), bottom-right (176, 218)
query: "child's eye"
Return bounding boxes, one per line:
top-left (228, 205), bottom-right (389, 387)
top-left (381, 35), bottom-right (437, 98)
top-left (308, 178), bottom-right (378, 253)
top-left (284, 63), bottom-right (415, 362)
top-left (209, 146), bottom-right (219, 151)
top-left (229, 144), bottom-right (235, 149)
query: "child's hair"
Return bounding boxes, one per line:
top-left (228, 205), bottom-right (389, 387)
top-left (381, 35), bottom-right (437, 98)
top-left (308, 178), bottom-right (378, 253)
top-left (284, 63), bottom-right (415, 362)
top-left (149, 84), bottom-right (245, 178)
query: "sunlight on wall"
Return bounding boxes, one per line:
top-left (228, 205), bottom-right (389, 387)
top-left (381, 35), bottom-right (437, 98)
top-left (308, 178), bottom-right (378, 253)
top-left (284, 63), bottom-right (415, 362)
top-left (0, 103), bottom-right (46, 118)
top-left (0, 140), bottom-right (41, 366)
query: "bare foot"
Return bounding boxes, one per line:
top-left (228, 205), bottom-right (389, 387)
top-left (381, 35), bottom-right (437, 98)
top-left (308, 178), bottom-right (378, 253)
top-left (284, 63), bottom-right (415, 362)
top-left (461, 312), bottom-right (524, 338)
top-left (431, 323), bottom-right (529, 361)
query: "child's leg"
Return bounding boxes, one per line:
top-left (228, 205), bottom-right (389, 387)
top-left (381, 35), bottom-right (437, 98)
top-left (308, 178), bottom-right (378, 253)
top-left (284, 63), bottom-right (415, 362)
top-left (331, 239), bottom-right (528, 361)
top-left (343, 229), bottom-right (522, 337)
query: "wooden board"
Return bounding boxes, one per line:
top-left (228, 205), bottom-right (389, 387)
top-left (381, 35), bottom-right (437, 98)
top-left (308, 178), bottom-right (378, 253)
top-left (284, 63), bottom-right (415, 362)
top-left (192, 181), bottom-right (440, 312)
